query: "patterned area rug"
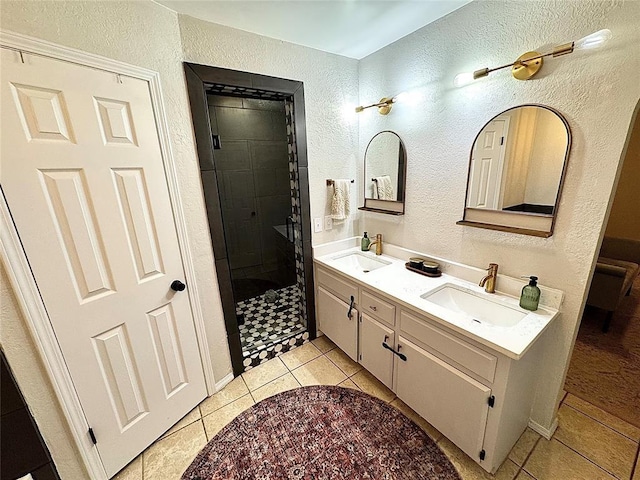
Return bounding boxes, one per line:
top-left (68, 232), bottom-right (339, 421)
top-left (182, 386), bottom-right (461, 480)
top-left (565, 277), bottom-right (640, 428)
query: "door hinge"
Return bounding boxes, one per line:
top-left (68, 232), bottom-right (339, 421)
top-left (488, 395), bottom-right (495, 408)
top-left (359, 353), bottom-right (362, 361)
top-left (479, 449), bottom-right (486, 461)
top-left (88, 427), bottom-right (97, 445)
top-left (212, 134), bottom-right (221, 150)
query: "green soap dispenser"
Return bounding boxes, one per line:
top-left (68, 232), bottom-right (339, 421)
top-left (520, 276), bottom-right (541, 311)
top-left (361, 232), bottom-right (371, 251)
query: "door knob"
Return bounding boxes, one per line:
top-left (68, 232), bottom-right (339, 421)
top-left (170, 280), bottom-right (186, 292)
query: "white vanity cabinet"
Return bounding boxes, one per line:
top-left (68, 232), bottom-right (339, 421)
top-left (357, 289), bottom-right (396, 389)
top-left (358, 313), bottom-right (394, 388)
top-left (314, 264), bottom-right (542, 474)
top-left (315, 268), bottom-right (359, 360)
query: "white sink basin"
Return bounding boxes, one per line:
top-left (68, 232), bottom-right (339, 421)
top-left (421, 284), bottom-right (527, 327)
top-left (331, 252), bottom-right (391, 273)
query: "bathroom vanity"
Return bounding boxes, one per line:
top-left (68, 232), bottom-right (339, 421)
top-left (313, 238), bottom-right (562, 474)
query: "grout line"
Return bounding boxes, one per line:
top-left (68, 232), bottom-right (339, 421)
top-left (201, 417), bottom-right (208, 442)
top-left (630, 442), bottom-right (640, 480)
top-left (553, 436), bottom-right (624, 479)
top-left (560, 390), bottom-right (568, 404)
top-left (518, 434), bottom-right (541, 472)
top-left (323, 350), bottom-right (360, 378)
top-left (562, 402), bottom-right (640, 444)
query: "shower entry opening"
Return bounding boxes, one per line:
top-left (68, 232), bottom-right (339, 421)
top-left (184, 64), bottom-right (316, 375)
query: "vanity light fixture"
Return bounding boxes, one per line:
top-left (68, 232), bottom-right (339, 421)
top-left (355, 92), bottom-right (411, 115)
top-left (453, 29), bottom-right (612, 87)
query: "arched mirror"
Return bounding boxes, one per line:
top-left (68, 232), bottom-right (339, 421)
top-left (360, 130), bottom-right (407, 215)
top-left (458, 104), bottom-right (571, 237)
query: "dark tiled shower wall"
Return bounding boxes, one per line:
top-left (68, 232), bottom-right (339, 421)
top-left (1, 351), bottom-right (60, 480)
top-left (207, 95), bottom-right (291, 278)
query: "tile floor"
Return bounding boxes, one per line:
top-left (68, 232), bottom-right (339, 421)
top-left (237, 284), bottom-right (304, 353)
top-left (115, 336), bottom-right (640, 480)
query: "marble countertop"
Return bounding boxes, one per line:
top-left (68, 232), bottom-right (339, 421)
top-left (313, 240), bottom-right (561, 360)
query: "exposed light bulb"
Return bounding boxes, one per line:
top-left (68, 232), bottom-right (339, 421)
top-left (393, 91), bottom-right (421, 106)
top-left (574, 29), bottom-right (612, 51)
top-left (453, 72), bottom-right (475, 88)
top-left (393, 92), bottom-right (409, 103)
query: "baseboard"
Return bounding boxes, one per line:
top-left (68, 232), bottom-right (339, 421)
top-left (528, 416), bottom-right (558, 440)
top-left (214, 372), bottom-right (234, 393)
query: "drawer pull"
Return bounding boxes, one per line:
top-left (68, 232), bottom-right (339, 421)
top-left (369, 305), bottom-right (377, 311)
top-left (347, 295), bottom-right (355, 320)
top-left (382, 342), bottom-right (407, 361)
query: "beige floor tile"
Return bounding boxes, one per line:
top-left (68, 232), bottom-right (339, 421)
top-left (515, 471), bottom-right (535, 480)
top-left (199, 376), bottom-right (249, 416)
top-left (280, 342), bottom-right (321, 370)
top-left (390, 398), bottom-right (442, 441)
top-left (143, 421), bottom-right (207, 480)
top-left (160, 405), bottom-right (201, 440)
top-left (112, 455), bottom-right (141, 480)
top-left (508, 428), bottom-right (541, 466)
top-left (338, 378), bottom-right (361, 390)
top-left (242, 357), bottom-right (288, 391)
top-left (564, 393), bottom-right (640, 441)
top-left (251, 372), bottom-right (301, 403)
top-left (311, 335), bottom-right (336, 353)
top-left (437, 437), bottom-right (519, 480)
top-left (524, 438), bottom-right (616, 480)
top-left (326, 347), bottom-right (362, 376)
top-left (554, 404), bottom-right (636, 479)
top-left (291, 355), bottom-right (347, 386)
top-left (202, 394), bottom-right (255, 439)
top-left (350, 369), bottom-right (395, 403)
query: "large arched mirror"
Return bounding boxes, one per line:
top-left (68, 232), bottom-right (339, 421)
top-left (360, 130), bottom-right (407, 215)
top-left (458, 104), bottom-right (571, 237)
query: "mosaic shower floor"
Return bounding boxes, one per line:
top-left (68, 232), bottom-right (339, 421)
top-left (237, 284), bottom-right (307, 370)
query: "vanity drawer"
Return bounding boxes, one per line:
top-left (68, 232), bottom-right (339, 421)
top-left (316, 267), bottom-right (358, 304)
top-left (400, 311), bottom-right (497, 383)
top-left (361, 290), bottom-right (396, 327)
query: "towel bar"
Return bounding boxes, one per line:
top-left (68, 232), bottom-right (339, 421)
top-left (326, 179), bottom-right (354, 186)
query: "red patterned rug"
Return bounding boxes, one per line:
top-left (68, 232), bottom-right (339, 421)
top-left (182, 385), bottom-right (461, 480)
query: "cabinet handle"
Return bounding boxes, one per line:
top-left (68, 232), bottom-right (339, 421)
top-left (381, 342), bottom-right (407, 362)
top-left (396, 344), bottom-right (407, 362)
top-left (369, 305), bottom-right (377, 311)
top-left (347, 296), bottom-right (355, 320)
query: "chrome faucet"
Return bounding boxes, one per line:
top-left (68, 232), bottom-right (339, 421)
top-left (367, 234), bottom-right (383, 255)
top-left (479, 263), bottom-right (499, 293)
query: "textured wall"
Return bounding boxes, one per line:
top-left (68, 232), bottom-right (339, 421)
top-left (358, 0), bottom-right (640, 430)
top-left (178, 15), bottom-right (361, 242)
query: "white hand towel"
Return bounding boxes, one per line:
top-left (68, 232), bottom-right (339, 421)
top-left (375, 175), bottom-right (394, 200)
top-left (330, 179), bottom-right (350, 221)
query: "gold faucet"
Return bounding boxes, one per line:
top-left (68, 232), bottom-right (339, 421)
top-left (367, 234), bottom-right (383, 255)
top-left (479, 263), bottom-right (499, 293)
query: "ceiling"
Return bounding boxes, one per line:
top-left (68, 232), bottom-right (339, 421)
top-left (157, 0), bottom-right (471, 59)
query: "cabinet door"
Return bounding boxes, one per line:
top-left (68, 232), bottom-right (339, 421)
top-left (317, 286), bottom-right (358, 360)
top-left (359, 313), bottom-right (394, 388)
top-left (396, 336), bottom-right (491, 462)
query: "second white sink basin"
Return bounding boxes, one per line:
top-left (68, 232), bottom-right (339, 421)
top-left (421, 284), bottom-right (527, 327)
top-left (331, 252), bottom-right (391, 273)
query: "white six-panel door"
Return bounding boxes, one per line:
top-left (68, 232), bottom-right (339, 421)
top-left (0, 48), bottom-right (206, 477)
top-left (468, 118), bottom-right (507, 210)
